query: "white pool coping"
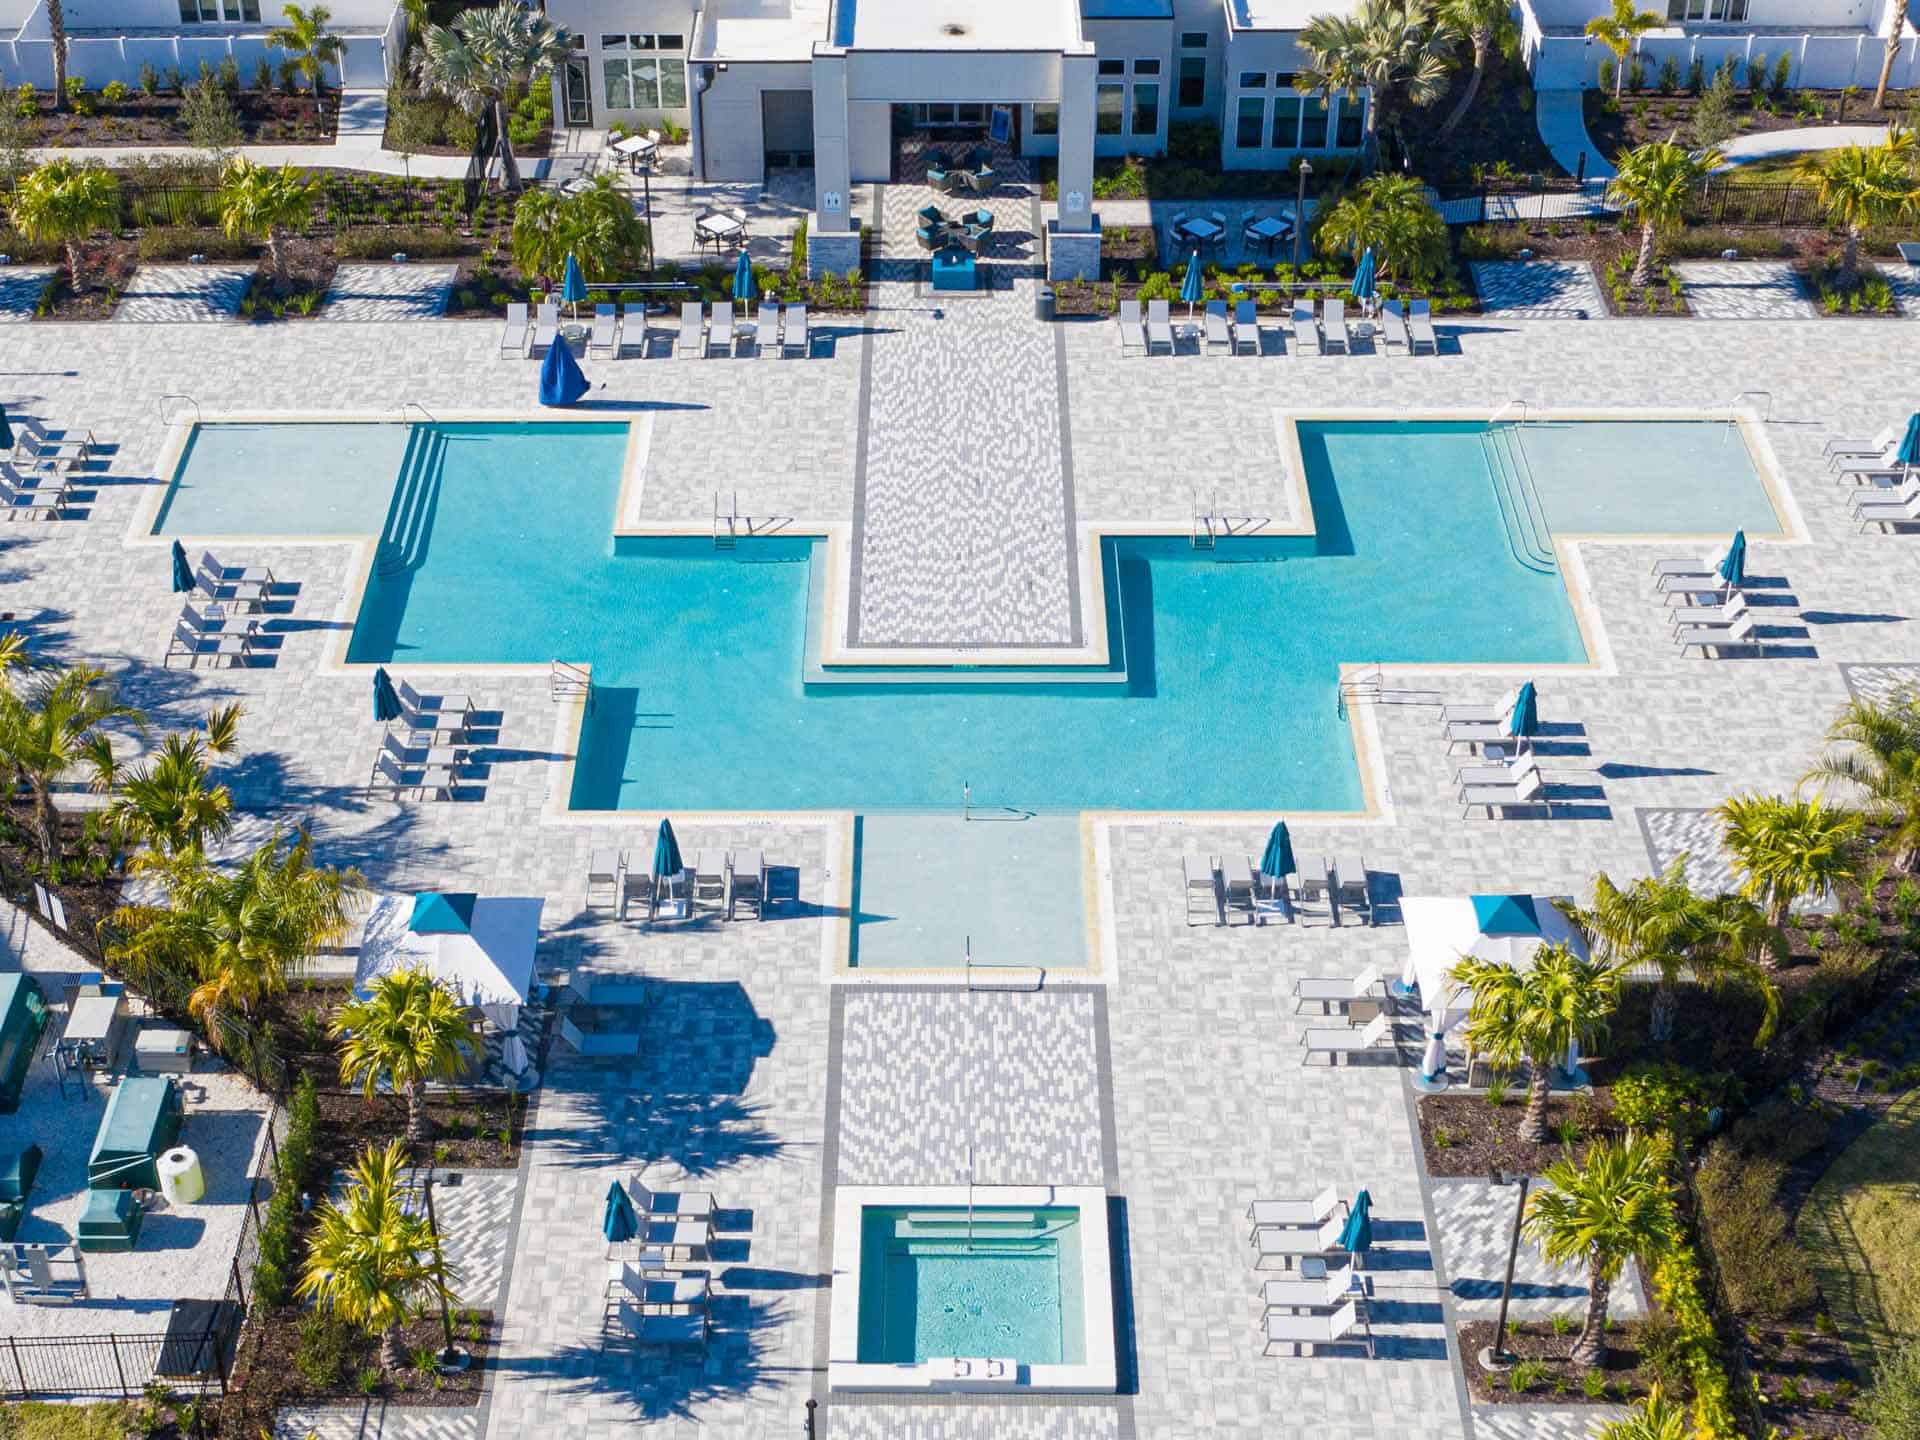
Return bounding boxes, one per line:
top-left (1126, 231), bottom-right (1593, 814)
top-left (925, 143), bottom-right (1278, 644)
top-left (828, 1184), bottom-right (1117, 1395)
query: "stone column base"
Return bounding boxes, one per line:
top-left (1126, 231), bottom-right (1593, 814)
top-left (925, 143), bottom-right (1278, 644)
top-left (807, 220), bottom-right (862, 282)
top-left (1045, 217), bottom-right (1102, 282)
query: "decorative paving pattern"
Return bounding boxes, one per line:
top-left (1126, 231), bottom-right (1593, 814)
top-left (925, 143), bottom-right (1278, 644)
top-left (0, 265), bottom-right (54, 320)
top-left (426, 1170), bottom-right (519, 1308)
top-left (1638, 806), bottom-right (1742, 897)
top-left (1425, 1178), bottom-right (1646, 1321)
top-left (1472, 1404), bottom-right (1627, 1440)
top-left (277, 1405), bottom-right (483, 1440)
top-left (322, 264), bottom-right (460, 321)
top-left (1673, 261), bottom-right (1815, 320)
top-left (836, 988), bottom-right (1103, 1185)
top-left (113, 263), bottom-right (255, 322)
top-left (1840, 661), bottom-right (1920, 703)
top-left (1469, 261), bottom-right (1607, 318)
top-left (1886, 262), bottom-right (1920, 316)
top-left (829, 1405), bottom-right (1122, 1438)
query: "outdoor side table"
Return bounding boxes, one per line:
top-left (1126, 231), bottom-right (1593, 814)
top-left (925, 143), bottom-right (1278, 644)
top-left (932, 247), bottom-right (976, 291)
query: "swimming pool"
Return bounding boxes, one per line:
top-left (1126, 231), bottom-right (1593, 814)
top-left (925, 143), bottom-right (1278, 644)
top-left (154, 416), bottom-right (1781, 813)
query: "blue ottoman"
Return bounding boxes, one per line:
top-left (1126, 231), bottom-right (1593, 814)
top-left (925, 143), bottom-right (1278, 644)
top-left (931, 247), bottom-right (976, 292)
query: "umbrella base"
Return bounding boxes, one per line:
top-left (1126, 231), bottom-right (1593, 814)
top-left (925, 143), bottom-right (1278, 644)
top-left (1476, 1345), bottom-right (1515, 1372)
top-left (1410, 1070), bottom-right (1450, 1094)
top-left (437, 1346), bottom-right (472, 1374)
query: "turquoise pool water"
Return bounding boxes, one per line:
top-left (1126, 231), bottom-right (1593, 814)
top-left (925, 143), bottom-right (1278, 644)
top-left (856, 1206), bottom-right (1086, 1365)
top-left (155, 418), bottom-right (1778, 813)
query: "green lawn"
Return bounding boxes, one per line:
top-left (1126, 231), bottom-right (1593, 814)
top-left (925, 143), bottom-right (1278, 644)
top-left (0, 1404), bottom-right (142, 1440)
top-left (1719, 150), bottom-right (1819, 184)
top-left (1797, 1089), bottom-right (1920, 1356)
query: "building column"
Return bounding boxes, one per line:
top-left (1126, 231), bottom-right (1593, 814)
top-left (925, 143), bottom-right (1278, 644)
top-left (1047, 49), bottom-right (1101, 282)
top-left (808, 50), bottom-right (861, 281)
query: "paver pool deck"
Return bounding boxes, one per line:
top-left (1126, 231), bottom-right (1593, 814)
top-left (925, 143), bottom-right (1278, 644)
top-left (4, 258), bottom-right (1918, 1440)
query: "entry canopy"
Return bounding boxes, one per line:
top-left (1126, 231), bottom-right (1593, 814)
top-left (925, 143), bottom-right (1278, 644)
top-left (1399, 894), bottom-right (1587, 1033)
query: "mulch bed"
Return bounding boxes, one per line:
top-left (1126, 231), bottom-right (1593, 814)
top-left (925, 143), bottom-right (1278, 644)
top-left (1459, 1318), bottom-right (1659, 1405)
top-left (234, 1307), bottom-right (494, 1412)
top-left (1417, 58), bottom-right (1562, 194)
top-left (236, 237), bottom-right (340, 322)
top-left (1744, 1318), bottom-right (1868, 1437)
top-left (31, 89), bottom-right (339, 146)
top-left (1418, 1089), bottom-right (1620, 1178)
top-left (28, 243), bottom-right (137, 320)
top-left (1585, 87), bottom-right (1910, 164)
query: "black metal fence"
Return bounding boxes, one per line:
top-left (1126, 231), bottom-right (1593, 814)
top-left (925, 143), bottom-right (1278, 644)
top-left (0, 1320), bottom-right (240, 1400)
top-left (1451, 177), bottom-right (1832, 230)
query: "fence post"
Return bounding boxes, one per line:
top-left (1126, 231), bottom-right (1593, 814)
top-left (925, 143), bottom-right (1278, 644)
top-left (108, 1332), bottom-right (129, 1397)
top-left (8, 1336), bottom-right (26, 1398)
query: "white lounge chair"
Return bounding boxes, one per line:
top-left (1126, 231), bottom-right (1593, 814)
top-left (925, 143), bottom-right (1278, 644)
top-left (1670, 595), bottom-right (1747, 634)
top-left (706, 302), bottom-right (734, 357)
top-left (1440, 684), bottom-right (1521, 729)
top-left (676, 303), bottom-right (705, 357)
top-left (367, 752), bottom-right (451, 801)
top-left (781, 303), bottom-right (809, 357)
top-left (1454, 753), bottom-right (1538, 790)
top-left (1263, 1298), bottom-right (1372, 1357)
top-left (1231, 298), bottom-right (1260, 354)
top-left (499, 301), bottom-right (530, 356)
top-left (1291, 968), bottom-right (1382, 1015)
top-left (727, 847), bottom-right (765, 919)
top-left (0, 469), bottom-right (65, 520)
top-left (589, 303), bottom-right (620, 358)
top-left (1407, 298), bottom-right (1438, 354)
top-left (1322, 297), bottom-right (1349, 354)
top-left (1824, 426), bottom-right (1897, 461)
top-left (1184, 852), bottom-right (1220, 927)
top-left (166, 603), bottom-right (257, 669)
top-left (1849, 478), bottom-right (1920, 511)
top-left (1253, 1213), bottom-right (1346, 1267)
top-left (1291, 300), bottom-right (1321, 356)
top-left (1856, 488), bottom-right (1920, 531)
top-left (1460, 766), bottom-right (1552, 819)
top-left (1649, 547), bottom-right (1725, 583)
top-left (1300, 1012), bottom-right (1390, 1066)
top-left (530, 301), bottom-right (559, 356)
top-left (1117, 298), bottom-right (1147, 354)
top-left (1247, 1184), bottom-right (1340, 1237)
top-left (1376, 299), bottom-right (1410, 355)
top-left (1675, 611), bottom-right (1760, 657)
top-left (1832, 446), bottom-right (1906, 482)
top-left (1444, 713), bottom-right (1529, 754)
top-left (630, 1174), bottom-right (714, 1226)
top-left (1656, 570), bottom-right (1736, 605)
top-left (1146, 299), bottom-right (1174, 355)
top-left (1261, 1270), bottom-right (1355, 1314)
top-left (397, 676), bottom-right (473, 721)
top-left (1203, 299), bottom-right (1232, 354)
top-left (755, 301), bottom-right (780, 356)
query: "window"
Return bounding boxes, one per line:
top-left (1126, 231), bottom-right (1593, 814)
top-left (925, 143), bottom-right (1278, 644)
top-left (1336, 96), bottom-right (1362, 147)
top-left (1031, 102), bottom-right (1060, 136)
top-left (1269, 93), bottom-right (1299, 148)
top-left (1133, 58), bottom-right (1160, 75)
top-left (1300, 94), bottom-right (1328, 148)
top-left (602, 32), bottom-right (687, 110)
top-left (1180, 30), bottom-right (1208, 48)
top-left (1097, 83), bottom-right (1125, 134)
top-left (1235, 95), bottom-right (1264, 149)
top-left (1238, 71), bottom-right (1266, 88)
top-left (179, 0), bottom-right (256, 18)
top-left (1099, 59), bottom-right (1126, 76)
top-left (1131, 81), bottom-right (1159, 136)
top-left (1178, 55), bottom-right (1206, 107)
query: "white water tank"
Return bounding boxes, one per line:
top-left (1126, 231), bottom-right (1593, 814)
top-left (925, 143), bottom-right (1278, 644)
top-left (156, 1146), bottom-right (204, 1205)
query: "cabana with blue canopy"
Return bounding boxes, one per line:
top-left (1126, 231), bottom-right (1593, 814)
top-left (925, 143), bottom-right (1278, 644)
top-left (170, 540), bottom-right (194, 594)
top-left (560, 252), bottom-right (587, 321)
top-left (538, 337), bottom-right (590, 407)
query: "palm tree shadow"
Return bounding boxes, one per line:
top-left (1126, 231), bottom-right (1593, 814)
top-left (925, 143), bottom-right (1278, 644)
top-left (527, 1296), bottom-right (794, 1423)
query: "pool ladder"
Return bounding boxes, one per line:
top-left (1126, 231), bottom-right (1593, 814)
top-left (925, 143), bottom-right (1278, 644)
top-left (551, 660), bottom-right (593, 713)
top-left (1335, 663), bottom-right (1444, 719)
top-left (1481, 412), bottom-right (1556, 575)
top-left (714, 491), bottom-right (740, 550)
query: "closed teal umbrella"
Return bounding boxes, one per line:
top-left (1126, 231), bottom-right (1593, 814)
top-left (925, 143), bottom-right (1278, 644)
top-left (1259, 821), bottom-right (1295, 881)
top-left (603, 1180), bottom-right (638, 1243)
top-left (1180, 250), bottom-right (1203, 320)
top-left (1717, 530), bottom-right (1746, 587)
top-left (0, 406), bottom-right (14, 452)
top-left (1508, 681), bottom-right (1538, 740)
top-left (652, 818), bottom-right (683, 882)
top-left (560, 252), bottom-right (587, 321)
top-left (538, 338), bottom-right (590, 407)
top-left (1897, 412), bottom-right (1920, 467)
top-left (373, 666), bottom-right (401, 723)
top-left (731, 249), bottom-right (755, 305)
top-left (1338, 1189), bottom-right (1372, 1259)
top-left (170, 540), bottom-right (194, 594)
top-left (1351, 246), bottom-right (1376, 301)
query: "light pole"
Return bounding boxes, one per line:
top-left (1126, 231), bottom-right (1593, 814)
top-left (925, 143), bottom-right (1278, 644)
top-left (1477, 1170), bottom-right (1531, 1372)
top-left (1292, 157), bottom-right (1312, 275)
top-left (413, 1173), bottom-right (471, 1373)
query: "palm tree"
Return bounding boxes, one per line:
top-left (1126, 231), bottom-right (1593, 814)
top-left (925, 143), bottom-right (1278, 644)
top-left (334, 970), bottom-right (479, 1148)
top-left (1876, 0), bottom-right (1911, 111)
top-left (1717, 792), bottom-right (1863, 932)
top-left (1803, 692), bottom-right (1920, 868)
top-left (0, 665), bottom-right (142, 867)
top-left (1437, 0), bottom-right (1514, 142)
top-left (1313, 172), bottom-right (1449, 288)
top-left (1295, 0), bottom-right (1458, 160)
top-left (297, 1140), bottom-right (456, 1371)
top-left (1595, 1385), bottom-right (1691, 1440)
top-left (7, 161), bottom-right (122, 293)
top-left (1524, 1136), bottom-right (1678, 1368)
top-left (107, 828), bottom-right (363, 1040)
top-left (1555, 863), bottom-right (1702, 1045)
top-left (1693, 892), bottom-right (1784, 1044)
top-left (1797, 132), bottom-right (1920, 290)
top-left (510, 174), bottom-right (649, 288)
top-left (1451, 941), bottom-right (1621, 1143)
top-left (268, 4), bottom-right (346, 116)
top-left (105, 705), bottom-right (243, 864)
top-left (1585, 0), bottom-right (1660, 99)
top-left (1604, 139), bottom-right (1722, 289)
top-left (413, 3), bottom-right (571, 192)
top-left (46, 0), bottom-right (69, 113)
top-left (217, 158), bottom-right (317, 294)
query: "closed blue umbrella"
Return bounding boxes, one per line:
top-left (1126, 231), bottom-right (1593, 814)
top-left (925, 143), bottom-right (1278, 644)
top-left (372, 666), bottom-right (401, 723)
top-left (1351, 246), bottom-right (1377, 302)
top-left (1718, 530), bottom-right (1746, 587)
top-left (170, 540), bottom-right (194, 594)
top-left (1180, 250), bottom-right (1203, 320)
top-left (560, 252), bottom-right (587, 321)
top-left (1897, 412), bottom-right (1920, 467)
top-left (652, 818), bottom-right (683, 882)
top-left (1259, 821), bottom-right (1295, 882)
top-left (603, 1180), bottom-right (638, 1243)
top-left (1338, 1188), bottom-right (1373, 1259)
top-left (0, 407), bottom-right (14, 453)
top-left (1507, 681), bottom-right (1538, 740)
top-left (731, 249), bottom-right (755, 305)
top-left (538, 338), bottom-right (590, 407)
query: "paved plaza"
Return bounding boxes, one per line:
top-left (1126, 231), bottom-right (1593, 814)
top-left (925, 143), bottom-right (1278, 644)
top-left (3, 208), bottom-right (1920, 1440)
top-left (1671, 261), bottom-right (1817, 320)
top-left (112, 263), bottom-right (254, 323)
top-left (1468, 261), bottom-right (1608, 319)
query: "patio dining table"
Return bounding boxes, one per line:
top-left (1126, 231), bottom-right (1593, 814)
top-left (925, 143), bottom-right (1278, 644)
top-left (1174, 216), bottom-right (1224, 249)
top-left (1243, 213), bottom-right (1295, 256)
top-left (695, 212), bottom-right (747, 253)
top-left (610, 132), bottom-right (658, 171)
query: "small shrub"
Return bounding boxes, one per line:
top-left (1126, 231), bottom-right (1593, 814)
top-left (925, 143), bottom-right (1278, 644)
top-left (13, 82), bottom-right (34, 119)
top-left (1729, 1096), bottom-right (1829, 1163)
top-left (1771, 52), bottom-right (1792, 98)
top-left (294, 1312), bottom-right (353, 1389)
top-left (354, 1366), bottom-right (380, 1395)
top-left (1550, 1311), bottom-right (1574, 1336)
top-left (1598, 59), bottom-right (1616, 95)
top-left (1746, 54), bottom-right (1768, 92)
top-left (1779, 1376), bottom-right (1803, 1405)
top-left (1484, 1075), bottom-right (1508, 1107)
top-left (1691, 68), bottom-right (1741, 149)
top-left (1582, 1369), bottom-right (1609, 1400)
top-left (139, 62), bottom-right (160, 96)
top-left (1687, 57), bottom-right (1705, 94)
top-left (1509, 1359), bottom-right (1548, 1393)
top-left (1658, 57), bottom-right (1680, 93)
top-left (101, 80), bottom-right (130, 103)
top-left (1696, 1141), bottom-right (1816, 1319)
top-left (253, 58), bottom-right (274, 93)
top-left (1627, 59), bottom-right (1646, 94)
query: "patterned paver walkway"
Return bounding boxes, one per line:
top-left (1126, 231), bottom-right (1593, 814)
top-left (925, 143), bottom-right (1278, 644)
top-left (1470, 260), bottom-right (1607, 318)
top-left (113, 263), bottom-right (254, 322)
top-left (0, 265), bottom-right (53, 321)
top-left (322, 263), bottom-right (460, 322)
top-left (1673, 261), bottom-right (1814, 319)
top-left (1431, 1177), bottom-right (1647, 1321)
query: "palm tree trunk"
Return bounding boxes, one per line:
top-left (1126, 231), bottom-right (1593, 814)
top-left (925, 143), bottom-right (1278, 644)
top-left (48, 0), bottom-right (68, 114)
top-left (1439, 33), bottom-right (1492, 142)
top-left (494, 97), bottom-right (522, 192)
top-left (381, 1321), bottom-right (406, 1372)
top-left (1649, 980), bottom-right (1677, 1044)
top-left (1876, 1), bottom-right (1908, 110)
top-left (1614, 46), bottom-right (1627, 99)
top-left (1571, 1258), bottom-right (1612, 1367)
top-left (268, 226), bottom-right (289, 294)
top-left (31, 779), bottom-right (58, 867)
top-left (1841, 226), bottom-right (1861, 291)
top-left (1521, 1061), bottom-right (1552, 1143)
top-left (1630, 220), bottom-right (1655, 289)
top-left (407, 1078), bottom-right (430, 1146)
top-left (63, 238), bottom-right (83, 294)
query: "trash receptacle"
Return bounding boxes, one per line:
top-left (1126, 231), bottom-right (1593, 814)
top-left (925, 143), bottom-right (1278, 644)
top-left (1035, 286), bottom-right (1055, 322)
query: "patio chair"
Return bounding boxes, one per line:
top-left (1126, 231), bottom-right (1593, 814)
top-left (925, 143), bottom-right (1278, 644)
top-left (1300, 1011), bottom-right (1390, 1065)
top-left (367, 752), bottom-right (449, 802)
top-left (925, 157), bottom-right (950, 190)
top-left (1674, 610), bottom-right (1761, 658)
top-left (691, 849), bottom-right (727, 909)
top-left (1648, 546), bottom-right (1728, 588)
top-left (1455, 752), bottom-right (1537, 790)
top-left (916, 224), bottom-right (945, 252)
top-left (1440, 685), bottom-right (1521, 730)
top-left (1117, 298), bottom-right (1147, 355)
top-left (1830, 443), bottom-right (1903, 479)
top-left (11, 416), bottom-right (94, 468)
top-left (1669, 595), bottom-right (1747, 636)
top-left (727, 847), bottom-right (765, 919)
top-left (1247, 1184), bottom-right (1340, 1237)
top-left (782, 304), bottom-right (809, 358)
top-left (1183, 852), bottom-right (1221, 926)
top-left (1231, 299), bottom-right (1260, 354)
top-left (1146, 299), bottom-right (1175, 355)
top-left (917, 203), bottom-right (946, 230)
top-left (1460, 765), bottom-right (1553, 819)
top-left (1253, 1213), bottom-right (1346, 1268)
top-left (1855, 487), bottom-right (1920, 532)
top-left (1291, 300), bottom-right (1322, 356)
top-left (1261, 1270), bottom-right (1355, 1314)
top-left (589, 303), bottom-right (620, 359)
top-left (630, 1174), bottom-right (715, 1226)
top-left (397, 677), bottom-right (474, 722)
top-left (587, 848), bottom-right (626, 909)
top-left (1444, 712), bottom-right (1531, 754)
top-left (0, 469), bottom-right (64, 520)
top-left (1294, 854), bottom-right (1333, 917)
top-left (1824, 426), bottom-right (1898, 461)
top-left (755, 301), bottom-right (781, 357)
top-left (1656, 566), bottom-right (1738, 604)
top-left (1291, 968), bottom-right (1382, 1016)
top-left (964, 166), bottom-right (996, 193)
top-left (619, 868), bottom-right (654, 920)
top-left (1407, 299), bottom-right (1439, 355)
top-left (1849, 478), bottom-right (1920, 511)
top-left (530, 302), bottom-right (559, 356)
top-left (499, 301), bottom-right (530, 356)
top-left (1221, 852), bottom-right (1257, 922)
top-left (165, 602), bottom-right (256, 669)
top-left (676, 303), bottom-right (705, 357)
top-left (706, 302), bottom-right (734, 357)
top-left (1203, 299), bottom-right (1232, 354)
top-left (194, 549), bottom-right (271, 610)
top-left (1322, 297), bottom-right (1350, 354)
top-left (1376, 299), bottom-right (1410, 355)
top-left (1332, 853), bottom-right (1372, 926)
top-left (1263, 1298), bottom-right (1372, 1357)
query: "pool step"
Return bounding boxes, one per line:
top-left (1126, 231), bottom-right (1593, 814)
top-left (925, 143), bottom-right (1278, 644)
top-left (901, 1211), bottom-right (1043, 1231)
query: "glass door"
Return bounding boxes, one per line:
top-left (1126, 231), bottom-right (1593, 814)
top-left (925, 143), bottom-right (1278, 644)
top-left (562, 55), bottom-right (592, 128)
